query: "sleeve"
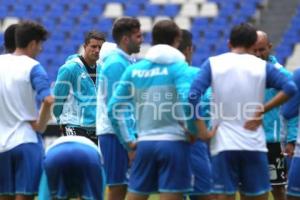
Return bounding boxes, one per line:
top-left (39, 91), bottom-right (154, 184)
top-left (201, 88), bottom-right (213, 129)
top-left (30, 64), bottom-right (51, 103)
top-left (266, 63), bottom-right (297, 96)
top-left (286, 116), bottom-right (298, 142)
top-left (52, 65), bottom-right (73, 122)
top-left (188, 59), bottom-right (212, 119)
top-left (107, 68), bottom-right (136, 150)
top-left (102, 61), bottom-right (126, 103)
top-left (282, 69), bottom-right (300, 119)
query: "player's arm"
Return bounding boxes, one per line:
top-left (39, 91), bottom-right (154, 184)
top-left (188, 59), bottom-right (216, 140)
top-left (103, 61), bottom-right (127, 102)
top-left (52, 65), bottom-right (73, 122)
top-left (245, 63), bottom-right (298, 130)
top-left (107, 67), bottom-right (136, 150)
top-left (29, 64), bottom-right (54, 133)
top-left (282, 69), bottom-right (300, 119)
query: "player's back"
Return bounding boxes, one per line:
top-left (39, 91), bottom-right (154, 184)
top-left (128, 45), bottom-right (189, 140)
top-left (209, 52), bottom-right (268, 155)
top-left (0, 54), bottom-right (39, 151)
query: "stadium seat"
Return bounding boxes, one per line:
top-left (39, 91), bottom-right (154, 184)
top-left (174, 16), bottom-right (191, 30)
top-left (179, 3), bottom-right (200, 17)
top-left (150, 0), bottom-right (169, 4)
top-left (1, 17), bottom-right (19, 33)
top-left (103, 3), bottom-right (123, 18)
top-left (1, 0), bottom-right (289, 81)
top-left (144, 4), bottom-right (161, 17)
top-left (162, 4), bottom-right (180, 17)
top-left (124, 4), bottom-right (141, 16)
top-left (138, 16), bottom-right (153, 32)
top-left (199, 2), bottom-right (218, 17)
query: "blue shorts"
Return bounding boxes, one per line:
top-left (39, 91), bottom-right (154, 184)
top-left (287, 157), bottom-right (300, 197)
top-left (99, 134), bottom-right (129, 186)
top-left (0, 142), bottom-right (43, 196)
top-left (189, 140), bottom-right (212, 196)
top-left (129, 141), bottom-right (192, 194)
top-left (43, 142), bottom-right (105, 200)
top-left (211, 151), bottom-right (270, 196)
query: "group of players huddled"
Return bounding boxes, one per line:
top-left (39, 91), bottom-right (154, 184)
top-left (1, 16), bottom-right (300, 200)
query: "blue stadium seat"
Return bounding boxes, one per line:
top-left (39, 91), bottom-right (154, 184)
top-left (143, 4), bottom-right (161, 17)
top-left (124, 4), bottom-right (141, 16)
top-left (0, 0), bottom-right (272, 77)
top-left (97, 18), bottom-right (113, 32)
top-left (143, 32), bottom-right (152, 43)
top-left (162, 4), bottom-right (179, 17)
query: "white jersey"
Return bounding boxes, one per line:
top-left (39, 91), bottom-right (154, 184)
top-left (0, 54), bottom-right (39, 153)
top-left (209, 53), bottom-right (268, 155)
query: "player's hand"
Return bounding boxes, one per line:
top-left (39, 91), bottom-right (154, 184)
top-left (127, 141), bottom-right (137, 166)
top-left (199, 125), bottom-right (218, 140)
top-left (29, 121), bottom-right (41, 132)
top-left (285, 142), bottom-right (295, 157)
top-left (128, 141), bottom-right (137, 151)
top-left (244, 111), bottom-right (263, 131)
top-left (206, 126), bottom-right (218, 139)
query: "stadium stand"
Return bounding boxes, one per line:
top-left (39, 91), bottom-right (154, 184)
top-left (0, 0), bottom-right (299, 81)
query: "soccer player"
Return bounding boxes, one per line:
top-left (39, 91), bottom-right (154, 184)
top-left (3, 23), bottom-right (17, 53)
top-left (188, 23), bottom-right (297, 200)
top-left (53, 31), bottom-right (105, 144)
top-left (108, 19), bottom-right (195, 200)
top-left (251, 30), bottom-right (297, 200)
top-left (281, 69), bottom-right (300, 200)
top-left (96, 17), bottom-right (142, 200)
top-left (179, 29), bottom-right (213, 200)
top-left (0, 21), bottom-right (53, 200)
top-left (38, 135), bottom-right (105, 200)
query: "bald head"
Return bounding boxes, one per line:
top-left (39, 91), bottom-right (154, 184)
top-left (252, 30), bottom-right (272, 60)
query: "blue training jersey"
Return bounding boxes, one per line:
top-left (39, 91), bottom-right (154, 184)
top-left (108, 45), bottom-right (195, 149)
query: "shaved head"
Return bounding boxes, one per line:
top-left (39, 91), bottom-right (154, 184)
top-left (251, 30), bottom-right (272, 60)
top-left (256, 30), bottom-right (269, 43)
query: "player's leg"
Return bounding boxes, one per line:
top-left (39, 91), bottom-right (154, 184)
top-left (127, 193), bottom-right (149, 200)
top-left (189, 140), bottom-right (213, 200)
top-left (15, 195), bottom-right (35, 200)
top-left (210, 151), bottom-right (239, 199)
top-left (15, 142), bottom-right (43, 200)
top-left (287, 157), bottom-right (300, 200)
top-left (267, 143), bottom-right (287, 200)
top-left (189, 195), bottom-right (214, 200)
top-left (0, 196), bottom-right (14, 200)
top-left (99, 135), bottom-right (128, 200)
top-left (158, 141), bottom-right (192, 200)
top-left (214, 195), bottom-right (235, 200)
top-left (241, 193), bottom-right (269, 200)
top-left (0, 150), bottom-right (14, 200)
top-left (0, 142), bottom-right (42, 200)
top-left (107, 185), bottom-right (127, 200)
top-left (127, 141), bottom-right (159, 200)
top-left (239, 151), bottom-right (270, 200)
top-left (160, 193), bottom-right (183, 200)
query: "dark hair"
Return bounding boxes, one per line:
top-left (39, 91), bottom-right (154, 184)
top-left (229, 23), bottom-right (257, 48)
top-left (4, 24), bottom-right (18, 53)
top-left (84, 30), bottom-right (106, 45)
top-left (152, 20), bottom-right (181, 45)
top-left (15, 21), bottom-right (48, 48)
top-left (112, 17), bottom-right (141, 44)
top-left (178, 29), bottom-right (193, 52)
